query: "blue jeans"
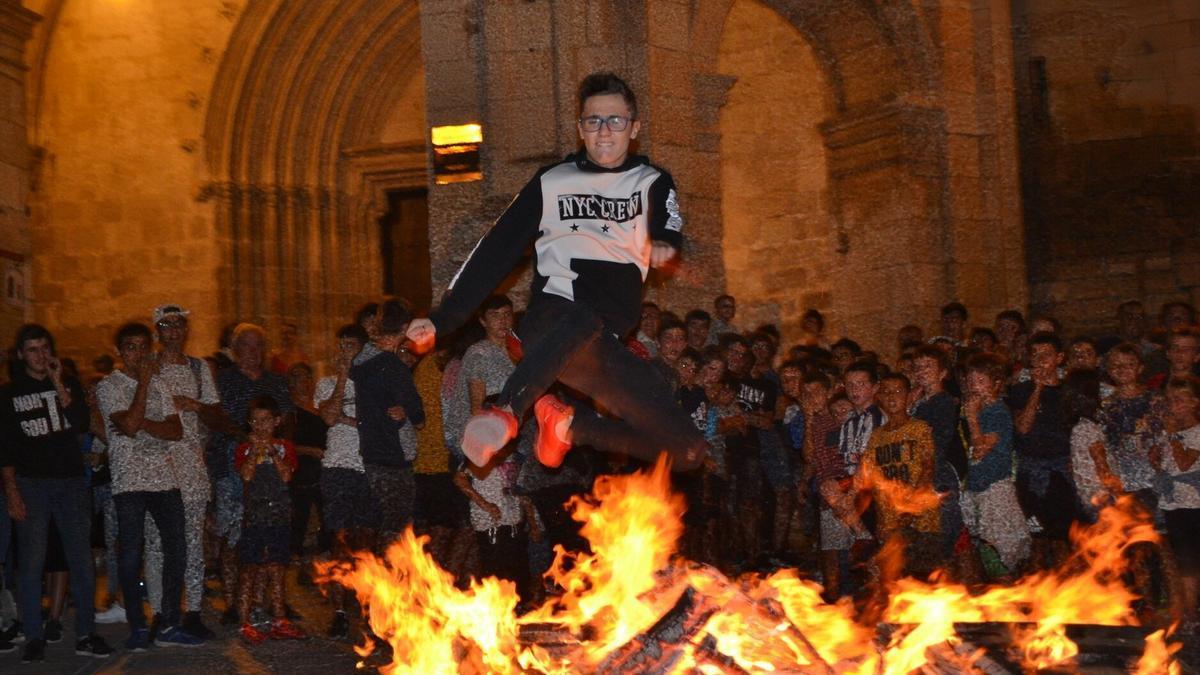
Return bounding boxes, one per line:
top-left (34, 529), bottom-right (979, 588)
top-left (113, 489), bottom-right (186, 630)
top-left (14, 476), bottom-right (96, 641)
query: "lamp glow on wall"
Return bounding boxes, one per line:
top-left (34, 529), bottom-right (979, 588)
top-left (431, 123), bottom-right (483, 185)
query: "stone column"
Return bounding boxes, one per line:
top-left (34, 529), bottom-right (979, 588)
top-left (820, 102), bottom-right (953, 351)
top-left (0, 1), bottom-right (38, 340)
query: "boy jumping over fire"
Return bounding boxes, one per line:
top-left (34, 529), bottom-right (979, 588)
top-left (406, 72), bottom-right (706, 473)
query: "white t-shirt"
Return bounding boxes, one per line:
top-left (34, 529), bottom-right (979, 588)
top-left (1070, 418), bottom-right (1106, 511)
top-left (1160, 424), bottom-right (1200, 510)
top-left (314, 375), bottom-right (364, 472)
top-left (155, 360), bottom-right (218, 502)
top-left (95, 371), bottom-right (178, 495)
top-left (467, 459), bottom-right (522, 531)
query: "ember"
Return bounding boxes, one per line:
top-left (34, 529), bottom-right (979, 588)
top-left (319, 457), bottom-right (1184, 674)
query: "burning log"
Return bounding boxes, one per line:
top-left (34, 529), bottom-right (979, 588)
top-left (596, 586), bottom-right (716, 674)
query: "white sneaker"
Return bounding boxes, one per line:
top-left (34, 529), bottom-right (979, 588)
top-left (95, 603), bottom-right (126, 625)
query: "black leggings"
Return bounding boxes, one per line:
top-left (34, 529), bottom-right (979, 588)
top-left (496, 295), bottom-right (706, 471)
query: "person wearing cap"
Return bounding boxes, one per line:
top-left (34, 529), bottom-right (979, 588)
top-left (143, 304), bottom-right (222, 639)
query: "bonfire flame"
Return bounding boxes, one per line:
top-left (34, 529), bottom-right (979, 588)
top-left (319, 457), bottom-right (1182, 673)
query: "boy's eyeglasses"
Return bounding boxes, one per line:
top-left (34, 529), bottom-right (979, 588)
top-left (578, 115), bottom-right (632, 133)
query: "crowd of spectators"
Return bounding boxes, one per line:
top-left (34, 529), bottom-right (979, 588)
top-left (1, 292), bottom-right (1198, 663)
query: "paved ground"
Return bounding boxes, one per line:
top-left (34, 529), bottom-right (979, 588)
top-left (3, 569), bottom-right (368, 674)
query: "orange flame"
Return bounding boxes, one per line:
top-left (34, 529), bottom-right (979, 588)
top-left (321, 457), bottom-right (1180, 674)
top-left (1136, 628), bottom-right (1182, 675)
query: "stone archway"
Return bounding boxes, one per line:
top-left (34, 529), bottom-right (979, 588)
top-left (642, 0), bottom-right (1028, 352)
top-left (203, 0), bottom-right (428, 351)
top-left (717, 0), bottom-right (833, 345)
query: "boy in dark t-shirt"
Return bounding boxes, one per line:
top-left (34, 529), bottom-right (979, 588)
top-left (0, 324), bottom-right (112, 660)
top-left (234, 396), bottom-right (304, 644)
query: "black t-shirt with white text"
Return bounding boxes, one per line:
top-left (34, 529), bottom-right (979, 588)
top-left (0, 372), bottom-right (89, 479)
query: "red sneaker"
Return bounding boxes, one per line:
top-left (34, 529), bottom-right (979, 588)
top-left (269, 618), bottom-right (307, 640)
top-left (533, 395), bottom-right (574, 468)
top-left (239, 623), bottom-right (268, 646)
top-left (461, 408), bottom-right (519, 467)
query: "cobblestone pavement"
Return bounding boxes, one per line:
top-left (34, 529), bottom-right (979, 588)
top-left (4, 568), bottom-right (370, 674)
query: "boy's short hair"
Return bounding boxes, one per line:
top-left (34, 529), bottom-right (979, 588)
top-left (802, 370), bottom-right (832, 389)
top-left (830, 338), bottom-right (862, 356)
top-left (802, 308), bottom-right (825, 329)
top-left (658, 318), bottom-right (685, 339)
top-left (1027, 331), bottom-right (1063, 353)
top-left (376, 298), bottom-right (412, 336)
top-left (1029, 314), bottom-right (1062, 334)
top-left (970, 327), bottom-right (998, 343)
top-left (287, 362), bottom-right (313, 378)
top-left (578, 71), bottom-right (638, 119)
top-left (996, 309), bottom-right (1025, 326)
top-left (912, 344), bottom-right (951, 372)
top-left (114, 322), bottom-right (152, 348)
top-left (642, 301), bottom-right (659, 310)
top-left (844, 359), bottom-right (879, 383)
top-left (748, 331), bottom-right (777, 356)
top-left (248, 394), bottom-right (281, 418)
top-left (685, 309), bottom-right (711, 325)
top-left (718, 333), bottom-right (749, 351)
top-left (1166, 375), bottom-right (1200, 401)
top-left (335, 323), bottom-right (369, 343)
top-left (700, 346), bottom-right (726, 367)
top-left (941, 302), bottom-right (968, 320)
top-left (678, 347), bottom-right (702, 365)
top-left (964, 353), bottom-right (1008, 384)
top-left (355, 302), bottom-right (380, 328)
top-left (15, 323), bottom-right (55, 354)
top-left (1069, 335), bottom-right (1099, 350)
top-left (232, 323), bottom-right (266, 346)
top-left (828, 391), bottom-right (850, 407)
top-left (880, 372), bottom-right (911, 390)
top-left (1106, 341), bottom-right (1143, 364)
top-left (1161, 301), bottom-right (1197, 325)
top-left (480, 294), bottom-right (513, 314)
top-left (714, 294), bottom-right (734, 306)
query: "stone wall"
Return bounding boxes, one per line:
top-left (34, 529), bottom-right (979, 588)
top-left (1014, 0), bottom-right (1200, 336)
top-left (24, 0), bottom-right (236, 365)
top-left (0, 1), bottom-right (37, 350)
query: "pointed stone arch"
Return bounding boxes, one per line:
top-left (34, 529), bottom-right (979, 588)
top-left (203, 0), bottom-right (428, 344)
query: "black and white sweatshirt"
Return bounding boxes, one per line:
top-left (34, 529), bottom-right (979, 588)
top-left (430, 152), bottom-right (684, 338)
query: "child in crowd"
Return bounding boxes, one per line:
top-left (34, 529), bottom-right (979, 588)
top-left (234, 396), bottom-right (305, 644)
top-left (812, 389), bottom-right (855, 600)
top-left (961, 354), bottom-right (1030, 580)
top-left (1158, 376), bottom-right (1200, 627)
top-left (454, 448), bottom-right (539, 601)
top-left (1101, 343), bottom-right (1167, 509)
top-left (855, 374), bottom-right (941, 583)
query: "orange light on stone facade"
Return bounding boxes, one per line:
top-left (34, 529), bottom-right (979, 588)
top-left (431, 123), bottom-right (483, 184)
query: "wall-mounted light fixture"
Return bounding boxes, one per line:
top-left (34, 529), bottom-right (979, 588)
top-left (431, 123), bottom-right (483, 185)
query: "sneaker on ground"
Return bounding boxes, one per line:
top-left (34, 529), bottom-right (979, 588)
top-left (95, 602), bottom-right (126, 624)
top-left (239, 623), bottom-right (268, 646)
top-left (155, 625), bottom-right (204, 647)
top-left (533, 395), bottom-right (574, 468)
top-left (43, 618), bottom-right (63, 644)
top-left (327, 611), bottom-right (349, 640)
top-left (124, 628), bottom-right (151, 652)
top-left (74, 633), bottom-right (113, 658)
top-left (268, 618), bottom-right (306, 640)
top-left (0, 638), bottom-right (14, 654)
top-left (21, 638), bottom-right (45, 663)
top-left (181, 611), bottom-right (215, 640)
top-left (461, 408), bottom-right (519, 466)
top-left (1, 619), bottom-right (23, 644)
